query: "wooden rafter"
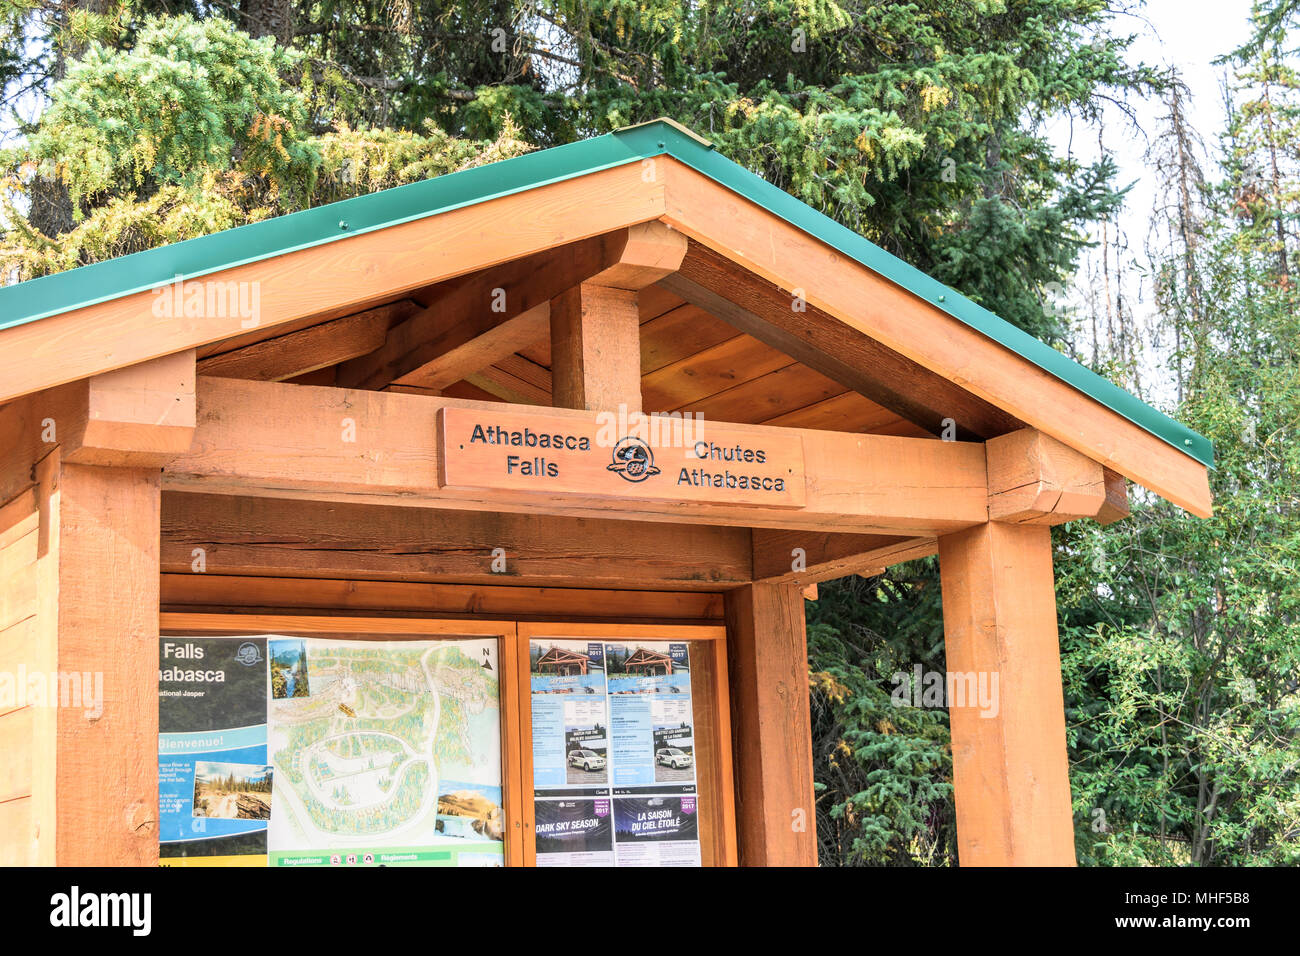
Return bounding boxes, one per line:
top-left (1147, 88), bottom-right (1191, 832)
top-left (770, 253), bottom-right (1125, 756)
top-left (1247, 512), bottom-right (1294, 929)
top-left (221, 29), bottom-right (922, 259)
top-left (659, 241), bottom-right (1015, 439)
top-left (197, 301), bottom-right (417, 382)
top-left (751, 529), bottom-right (935, 584)
top-left (337, 222), bottom-right (684, 394)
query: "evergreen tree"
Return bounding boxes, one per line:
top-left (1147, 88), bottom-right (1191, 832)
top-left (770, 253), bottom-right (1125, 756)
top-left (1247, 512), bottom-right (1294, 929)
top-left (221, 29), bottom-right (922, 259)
top-left (1056, 8), bottom-right (1300, 865)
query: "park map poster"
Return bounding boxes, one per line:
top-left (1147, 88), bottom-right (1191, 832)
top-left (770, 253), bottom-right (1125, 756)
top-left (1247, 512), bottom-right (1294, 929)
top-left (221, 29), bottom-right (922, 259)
top-left (158, 634), bottom-right (504, 867)
top-left (529, 639), bottom-right (702, 867)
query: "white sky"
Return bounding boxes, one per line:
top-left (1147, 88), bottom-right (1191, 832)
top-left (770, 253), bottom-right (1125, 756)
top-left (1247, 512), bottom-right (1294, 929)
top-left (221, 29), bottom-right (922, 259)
top-left (1045, 0), bottom-right (1259, 400)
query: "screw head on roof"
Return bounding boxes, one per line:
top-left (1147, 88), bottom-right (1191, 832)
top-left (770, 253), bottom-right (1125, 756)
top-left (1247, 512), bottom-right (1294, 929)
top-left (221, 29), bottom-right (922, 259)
top-left (938, 295), bottom-right (946, 302)
top-left (338, 220), bottom-right (349, 230)
top-left (1185, 439), bottom-right (1193, 446)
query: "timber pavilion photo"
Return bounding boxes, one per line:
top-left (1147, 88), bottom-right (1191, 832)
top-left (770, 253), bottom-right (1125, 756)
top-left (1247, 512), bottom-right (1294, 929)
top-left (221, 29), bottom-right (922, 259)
top-left (0, 118), bottom-right (1212, 867)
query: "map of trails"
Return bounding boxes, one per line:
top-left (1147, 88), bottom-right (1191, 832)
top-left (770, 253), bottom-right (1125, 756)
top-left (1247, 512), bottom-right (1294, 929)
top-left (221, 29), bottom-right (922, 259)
top-left (267, 638), bottom-right (503, 866)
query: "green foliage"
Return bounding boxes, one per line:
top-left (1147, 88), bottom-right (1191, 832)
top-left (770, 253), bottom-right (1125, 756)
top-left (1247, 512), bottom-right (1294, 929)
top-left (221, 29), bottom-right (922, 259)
top-left (1054, 11), bottom-right (1300, 865)
top-left (808, 571), bottom-right (956, 866)
top-left (24, 15), bottom-right (318, 208)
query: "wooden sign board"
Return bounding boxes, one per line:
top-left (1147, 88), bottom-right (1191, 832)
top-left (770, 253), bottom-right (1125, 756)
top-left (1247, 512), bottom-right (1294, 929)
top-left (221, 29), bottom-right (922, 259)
top-left (439, 407), bottom-right (806, 508)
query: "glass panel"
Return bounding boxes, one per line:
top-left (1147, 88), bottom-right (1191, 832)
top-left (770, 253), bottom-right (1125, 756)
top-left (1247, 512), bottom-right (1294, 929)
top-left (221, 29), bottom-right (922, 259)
top-left (158, 631), bottom-right (504, 867)
top-left (528, 636), bottom-right (704, 867)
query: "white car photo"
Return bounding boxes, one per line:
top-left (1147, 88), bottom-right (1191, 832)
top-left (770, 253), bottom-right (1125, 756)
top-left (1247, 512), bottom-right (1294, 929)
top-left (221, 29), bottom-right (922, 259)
top-left (568, 749), bottom-right (606, 771)
top-left (656, 748), bottom-right (693, 769)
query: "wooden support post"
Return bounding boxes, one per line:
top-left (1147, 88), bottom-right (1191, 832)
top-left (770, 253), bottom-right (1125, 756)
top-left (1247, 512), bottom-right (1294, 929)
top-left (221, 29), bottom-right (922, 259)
top-left (938, 521), bottom-right (1077, 866)
top-left (52, 458), bottom-right (163, 865)
top-left (724, 583), bottom-right (817, 866)
top-left (0, 352), bottom-right (196, 864)
top-left (550, 283), bottom-right (643, 412)
top-left (550, 221), bottom-right (686, 413)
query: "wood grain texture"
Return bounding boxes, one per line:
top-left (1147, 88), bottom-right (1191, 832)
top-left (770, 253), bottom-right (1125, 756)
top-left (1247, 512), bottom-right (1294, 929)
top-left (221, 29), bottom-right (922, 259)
top-left (938, 522), bottom-right (1076, 866)
top-left (638, 304), bottom-right (737, 374)
top-left (338, 233), bottom-right (631, 391)
top-left (165, 377), bottom-right (989, 536)
top-left (550, 283), bottom-right (643, 412)
top-left (585, 220), bottom-right (687, 290)
top-left (439, 406), bottom-right (807, 509)
top-left (160, 574), bottom-right (727, 622)
top-left (660, 162), bottom-right (1212, 516)
top-left (640, 335), bottom-right (790, 413)
top-left (160, 492), bottom-right (752, 590)
top-left (0, 163), bottom-right (664, 405)
top-left (660, 248), bottom-right (1011, 439)
top-left (760, 390), bottom-right (924, 437)
top-left (466, 354), bottom-right (552, 405)
top-left (197, 302), bottom-right (414, 382)
top-left (393, 303), bottom-right (551, 393)
top-left (0, 482), bottom-right (41, 866)
top-left (986, 428), bottom-right (1107, 525)
top-left (24, 350), bottom-right (199, 468)
top-left (750, 529), bottom-right (933, 583)
top-left (1095, 468), bottom-right (1131, 525)
top-left (724, 582), bottom-right (817, 866)
top-left (54, 461), bottom-right (163, 865)
top-left (685, 363), bottom-right (843, 423)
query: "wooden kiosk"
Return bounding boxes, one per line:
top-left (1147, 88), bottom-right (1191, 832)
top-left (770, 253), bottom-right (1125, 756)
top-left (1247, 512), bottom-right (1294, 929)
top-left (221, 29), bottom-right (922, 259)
top-left (0, 119), bottom-right (1213, 867)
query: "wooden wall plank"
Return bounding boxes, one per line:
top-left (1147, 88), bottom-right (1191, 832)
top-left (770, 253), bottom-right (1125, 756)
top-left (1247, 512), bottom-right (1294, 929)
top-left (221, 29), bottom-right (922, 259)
top-left (0, 562), bottom-right (37, 633)
top-left (685, 363), bottom-right (842, 422)
top-left (160, 574), bottom-right (726, 622)
top-left (0, 707), bottom-right (34, 802)
top-left (639, 304), bottom-right (736, 375)
top-left (160, 492), bottom-right (752, 591)
top-left (0, 797), bottom-right (34, 865)
top-left (0, 617), bottom-right (39, 719)
top-left (640, 336), bottom-right (789, 413)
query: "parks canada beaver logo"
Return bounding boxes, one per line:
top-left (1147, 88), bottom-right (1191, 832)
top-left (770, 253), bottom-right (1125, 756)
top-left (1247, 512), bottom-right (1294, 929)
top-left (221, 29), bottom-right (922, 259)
top-left (234, 642), bottom-right (263, 666)
top-left (607, 436), bottom-right (661, 483)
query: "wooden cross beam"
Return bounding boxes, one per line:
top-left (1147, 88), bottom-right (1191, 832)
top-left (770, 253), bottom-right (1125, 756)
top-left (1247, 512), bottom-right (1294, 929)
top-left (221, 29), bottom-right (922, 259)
top-left (165, 376), bottom-right (990, 537)
top-left (33, 350), bottom-right (197, 468)
top-left (160, 492), bottom-right (753, 591)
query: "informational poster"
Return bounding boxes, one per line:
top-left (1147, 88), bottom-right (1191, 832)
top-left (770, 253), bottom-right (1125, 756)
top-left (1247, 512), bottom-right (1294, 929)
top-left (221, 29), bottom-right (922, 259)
top-left (159, 634), bottom-right (503, 867)
top-left (530, 638), bottom-right (702, 867)
top-left (158, 636), bottom-right (271, 866)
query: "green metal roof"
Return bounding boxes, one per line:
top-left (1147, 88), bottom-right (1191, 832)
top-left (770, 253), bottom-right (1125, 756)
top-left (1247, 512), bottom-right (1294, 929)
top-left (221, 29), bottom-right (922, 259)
top-left (0, 119), bottom-right (1212, 467)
